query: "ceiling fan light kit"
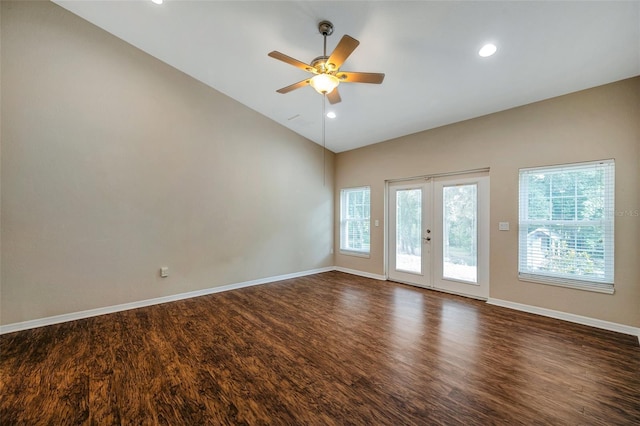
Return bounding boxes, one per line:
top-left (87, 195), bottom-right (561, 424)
top-left (268, 20), bottom-right (385, 104)
top-left (309, 73), bottom-right (339, 94)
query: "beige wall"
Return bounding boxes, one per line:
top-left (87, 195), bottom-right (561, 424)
top-left (335, 77), bottom-right (640, 328)
top-left (2, 1), bottom-right (638, 330)
top-left (1, 1), bottom-right (334, 325)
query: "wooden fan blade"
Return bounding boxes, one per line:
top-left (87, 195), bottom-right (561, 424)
top-left (268, 51), bottom-right (315, 73)
top-left (327, 87), bottom-right (341, 104)
top-left (326, 35), bottom-right (360, 70)
top-left (276, 78), bottom-right (310, 94)
top-left (337, 72), bottom-right (385, 84)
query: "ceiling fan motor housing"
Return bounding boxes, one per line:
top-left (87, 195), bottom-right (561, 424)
top-left (311, 56), bottom-right (333, 73)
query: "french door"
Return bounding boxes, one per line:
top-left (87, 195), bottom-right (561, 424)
top-left (388, 173), bottom-right (489, 299)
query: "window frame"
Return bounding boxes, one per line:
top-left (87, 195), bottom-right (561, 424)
top-left (518, 160), bottom-right (615, 294)
top-left (339, 186), bottom-right (371, 257)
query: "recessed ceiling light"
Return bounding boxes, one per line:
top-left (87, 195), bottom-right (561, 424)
top-left (479, 43), bottom-right (497, 57)
top-left (151, 0), bottom-right (163, 4)
top-left (326, 112), bottom-right (337, 119)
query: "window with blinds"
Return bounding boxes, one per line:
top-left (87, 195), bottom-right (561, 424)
top-left (518, 160), bottom-right (615, 293)
top-left (340, 187), bottom-right (371, 255)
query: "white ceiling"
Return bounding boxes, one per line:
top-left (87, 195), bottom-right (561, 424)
top-left (54, 1), bottom-right (640, 153)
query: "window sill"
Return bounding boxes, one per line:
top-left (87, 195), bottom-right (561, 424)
top-left (339, 250), bottom-right (370, 259)
top-left (518, 274), bottom-right (614, 294)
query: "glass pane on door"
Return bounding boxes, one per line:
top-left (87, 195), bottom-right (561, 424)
top-left (396, 189), bottom-right (422, 273)
top-left (443, 184), bottom-right (477, 282)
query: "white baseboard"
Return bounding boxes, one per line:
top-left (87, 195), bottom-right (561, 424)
top-left (487, 298), bottom-right (640, 340)
top-left (0, 266), bottom-right (334, 335)
top-left (333, 267), bottom-right (387, 281)
top-left (6, 268), bottom-right (637, 346)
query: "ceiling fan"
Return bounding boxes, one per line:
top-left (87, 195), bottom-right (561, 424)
top-left (268, 21), bottom-right (385, 104)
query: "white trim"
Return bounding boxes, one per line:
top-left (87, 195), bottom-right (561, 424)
top-left (339, 250), bottom-right (371, 258)
top-left (0, 267), bottom-right (334, 335)
top-left (487, 298), bottom-right (640, 338)
top-left (518, 274), bottom-right (615, 294)
top-left (519, 158), bottom-right (614, 173)
top-left (389, 279), bottom-right (487, 301)
top-left (334, 267), bottom-right (387, 281)
top-left (6, 267), bottom-right (635, 344)
top-left (385, 167), bottom-right (491, 184)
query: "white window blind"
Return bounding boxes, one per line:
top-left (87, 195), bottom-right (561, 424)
top-left (518, 160), bottom-right (615, 292)
top-left (340, 187), bottom-right (371, 255)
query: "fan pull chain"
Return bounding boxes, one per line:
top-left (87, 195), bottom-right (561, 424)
top-left (322, 93), bottom-right (326, 187)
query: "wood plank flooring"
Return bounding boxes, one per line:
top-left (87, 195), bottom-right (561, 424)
top-left (1, 271), bottom-right (639, 425)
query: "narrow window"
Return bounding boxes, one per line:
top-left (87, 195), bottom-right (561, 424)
top-left (340, 187), bottom-right (371, 256)
top-left (518, 160), bottom-right (615, 293)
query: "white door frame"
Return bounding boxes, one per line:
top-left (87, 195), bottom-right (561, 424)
top-left (385, 170), bottom-right (490, 300)
top-left (387, 180), bottom-right (432, 287)
top-left (432, 174), bottom-right (490, 299)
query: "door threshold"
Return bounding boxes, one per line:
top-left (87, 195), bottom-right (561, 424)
top-left (387, 279), bottom-right (488, 301)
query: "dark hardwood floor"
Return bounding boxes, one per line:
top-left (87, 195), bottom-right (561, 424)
top-left (1, 271), bottom-right (639, 425)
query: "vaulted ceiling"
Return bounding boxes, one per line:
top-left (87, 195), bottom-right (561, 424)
top-left (54, 1), bottom-right (640, 153)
